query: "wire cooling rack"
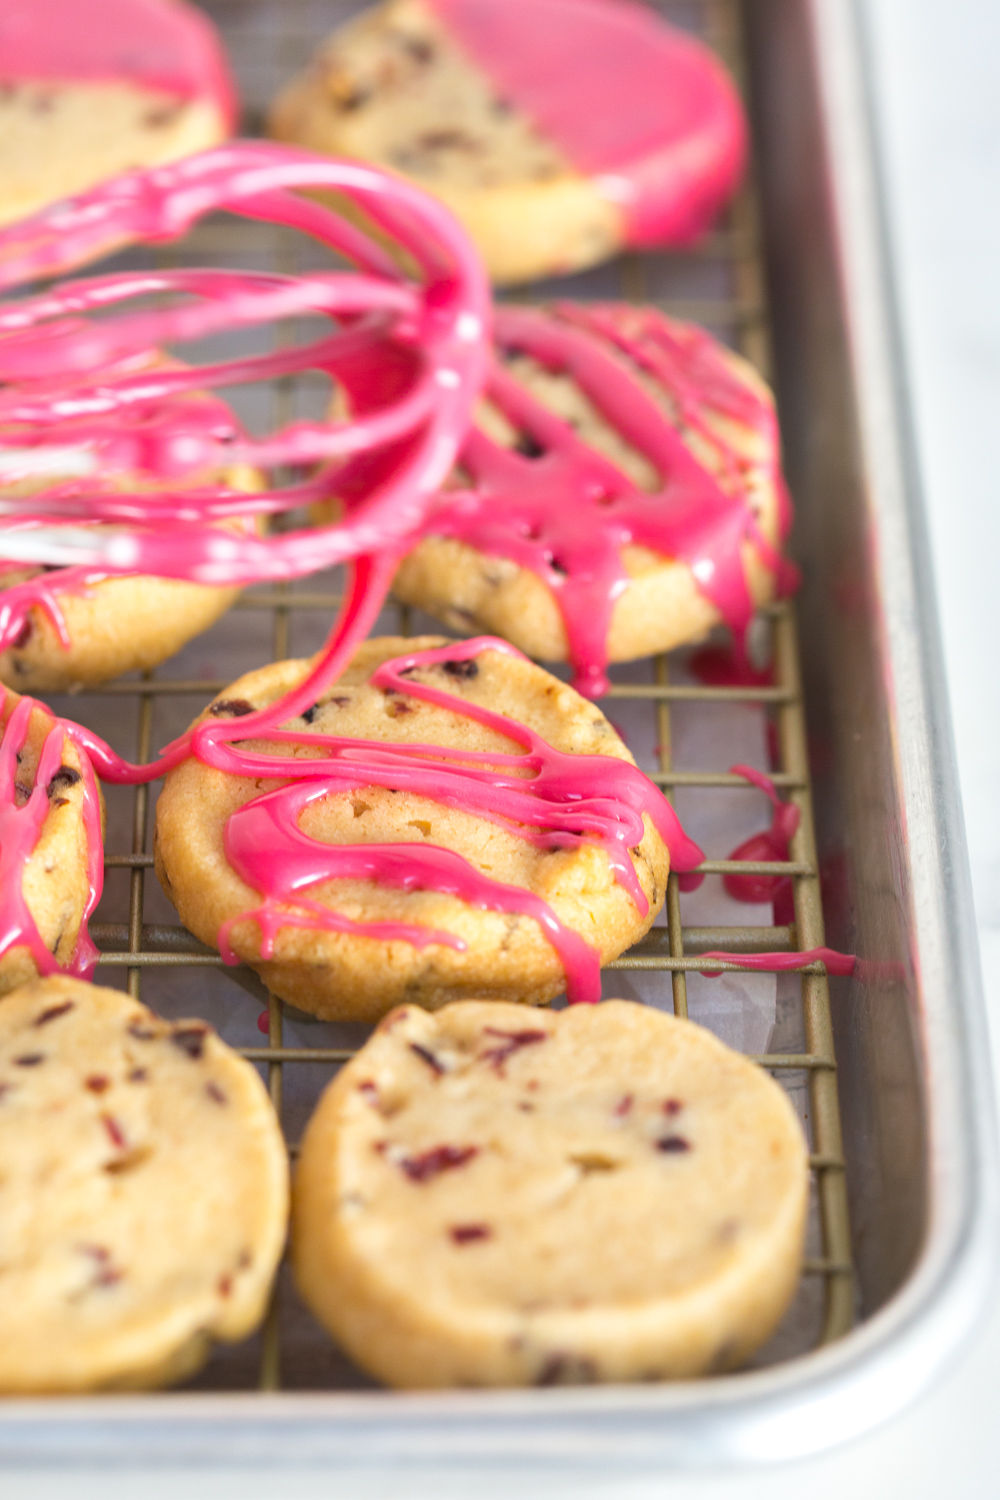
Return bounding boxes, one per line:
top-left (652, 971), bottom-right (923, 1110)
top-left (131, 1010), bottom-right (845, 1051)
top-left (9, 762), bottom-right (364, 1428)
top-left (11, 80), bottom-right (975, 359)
top-left (41, 0), bottom-right (854, 1390)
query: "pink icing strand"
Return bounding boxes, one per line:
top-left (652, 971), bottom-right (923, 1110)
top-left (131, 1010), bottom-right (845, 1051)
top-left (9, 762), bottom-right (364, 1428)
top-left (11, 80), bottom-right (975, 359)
top-left (427, 0), bottom-right (746, 246)
top-left (0, 690), bottom-right (103, 980)
top-left (0, 0), bottom-right (238, 128)
top-left (417, 302), bottom-right (793, 696)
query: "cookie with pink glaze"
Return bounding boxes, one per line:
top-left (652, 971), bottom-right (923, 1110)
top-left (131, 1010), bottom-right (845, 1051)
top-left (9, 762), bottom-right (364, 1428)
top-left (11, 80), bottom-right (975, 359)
top-left (153, 637), bottom-right (670, 1022)
top-left (0, 977), bottom-right (288, 1393)
top-left (385, 303), bottom-right (790, 696)
top-left (0, 687), bottom-right (104, 999)
top-left (0, 0), bottom-right (236, 228)
top-left (0, 459), bottom-right (261, 694)
top-left (292, 998), bottom-right (809, 1387)
top-left (269, 0), bottom-right (746, 285)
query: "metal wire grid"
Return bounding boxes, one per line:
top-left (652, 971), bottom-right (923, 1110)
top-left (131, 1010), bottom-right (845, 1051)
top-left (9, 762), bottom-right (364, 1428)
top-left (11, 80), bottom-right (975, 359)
top-left (70, 0), bottom-right (856, 1390)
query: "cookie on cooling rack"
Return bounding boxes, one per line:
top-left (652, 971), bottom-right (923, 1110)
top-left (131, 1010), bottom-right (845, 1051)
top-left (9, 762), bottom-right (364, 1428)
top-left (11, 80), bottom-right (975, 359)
top-left (292, 998), bottom-right (809, 1387)
top-left (0, 460), bottom-right (261, 694)
top-left (386, 303), bottom-right (789, 694)
top-left (153, 636), bottom-right (670, 1023)
top-left (268, 0), bottom-right (745, 285)
top-left (0, 976), bottom-right (289, 1393)
top-left (0, 0), bottom-right (234, 228)
top-left (0, 687), bottom-right (103, 998)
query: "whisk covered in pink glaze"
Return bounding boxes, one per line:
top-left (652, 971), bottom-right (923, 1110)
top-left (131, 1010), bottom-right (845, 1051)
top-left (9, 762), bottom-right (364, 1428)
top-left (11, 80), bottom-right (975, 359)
top-left (0, 141), bottom-right (491, 588)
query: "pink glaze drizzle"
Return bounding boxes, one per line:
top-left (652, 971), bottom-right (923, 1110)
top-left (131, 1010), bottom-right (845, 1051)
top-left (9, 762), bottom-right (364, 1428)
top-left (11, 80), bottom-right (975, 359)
top-left (212, 635), bottom-right (703, 1005)
top-left (427, 0), bottom-right (746, 246)
top-left (0, 0), bottom-right (237, 128)
top-left (698, 948), bottom-right (856, 978)
top-left (0, 689), bottom-right (103, 980)
top-left (417, 302), bottom-right (795, 696)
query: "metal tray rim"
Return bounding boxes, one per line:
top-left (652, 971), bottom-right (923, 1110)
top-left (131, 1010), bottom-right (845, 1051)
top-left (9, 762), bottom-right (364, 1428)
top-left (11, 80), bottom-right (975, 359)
top-left (2, 0), bottom-right (997, 1473)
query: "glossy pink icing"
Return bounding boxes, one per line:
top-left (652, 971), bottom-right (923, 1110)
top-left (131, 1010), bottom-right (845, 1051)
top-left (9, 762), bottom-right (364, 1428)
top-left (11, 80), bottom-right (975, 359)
top-left (427, 0), bottom-right (747, 246)
top-left (0, 689), bottom-right (103, 980)
top-left (415, 302), bottom-right (794, 696)
top-left (211, 635), bottom-right (703, 1005)
top-left (698, 947), bottom-right (856, 979)
top-left (722, 762), bottom-right (799, 913)
top-left (0, 0), bottom-right (237, 129)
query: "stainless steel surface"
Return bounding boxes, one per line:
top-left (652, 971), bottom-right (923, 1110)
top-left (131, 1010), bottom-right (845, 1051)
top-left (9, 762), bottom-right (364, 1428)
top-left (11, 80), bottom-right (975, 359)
top-left (0, 0), bottom-right (996, 1473)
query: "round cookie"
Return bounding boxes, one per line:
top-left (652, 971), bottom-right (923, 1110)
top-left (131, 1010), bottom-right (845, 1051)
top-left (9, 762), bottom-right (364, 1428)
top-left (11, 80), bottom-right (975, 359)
top-left (269, 0), bottom-right (746, 285)
top-left (0, 686), bottom-right (104, 998)
top-left (0, 0), bottom-right (235, 228)
top-left (0, 976), bottom-right (289, 1393)
top-left (153, 636), bottom-right (670, 1022)
top-left (0, 461), bottom-right (261, 693)
top-left (292, 998), bottom-right (810, 1387)
top-left (387, 304), bottom-right (789, 693)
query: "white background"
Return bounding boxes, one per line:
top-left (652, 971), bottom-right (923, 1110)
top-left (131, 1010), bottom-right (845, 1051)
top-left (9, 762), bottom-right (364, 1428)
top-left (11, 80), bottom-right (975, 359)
top-left (11, 0), bottom-right (1000, 1492)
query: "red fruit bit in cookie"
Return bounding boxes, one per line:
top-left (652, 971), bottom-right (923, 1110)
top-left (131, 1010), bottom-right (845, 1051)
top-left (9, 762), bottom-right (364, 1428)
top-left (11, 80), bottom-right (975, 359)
top-left (449, 1223), bottom-right (492, 1244)
top-left (662, 1098), bottom-right (683, 1116)
top-left (614, 1094), bottom-right (634, 1117)
top-left (357, 1080), bottom-right (380, 1107)
top-left (85, 1075), bottom-right (110, 1093)
top-left (480, 1027), bottom-right (548, 1074)
top-left (34, 1000), bottom-right (75, 1026)
top-left (205, 1081), bottom-right (227, 1105)
top-left (409, 1042), bottom-right (445, 1076)
top-left (101, 1114), bottom-right (126, 1149)
top-left (171, 1025), bottom-right (209, 1059)
top-left (399, 1144), bottom-right (479, 1182)
top-left (217, 1274), bottom-right (233, 1298)
top-left (656, 1135), bottom-right (691, 1153)
top-left (14, 1053), bottom-right (44, 1066)
top-left (127, 1067), bottom-right (148, 1083)
top-left (79, 1244), bottom-right (123, 1289)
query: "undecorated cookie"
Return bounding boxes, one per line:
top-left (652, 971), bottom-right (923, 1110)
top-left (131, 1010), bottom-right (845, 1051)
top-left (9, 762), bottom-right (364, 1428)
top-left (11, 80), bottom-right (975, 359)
top-left (292, 998), bottom-right (809, 1387)
top-left (269, 0), bottom-right (745, 285)
top-left (0, 976), bottom-right (289, 1393)
top-left (0, 0), bottom-right (235, 228)
top-left (154, 635), bottom-right (674, 1021)
top-left (0, 686), bottom-right (104, 998)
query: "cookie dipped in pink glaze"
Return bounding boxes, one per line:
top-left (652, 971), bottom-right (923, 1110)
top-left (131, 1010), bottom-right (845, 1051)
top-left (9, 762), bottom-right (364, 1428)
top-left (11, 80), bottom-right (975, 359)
top-left (428, 0), bottom-right (746, 248)
top-left (0, 0), bottom-right (237, 227)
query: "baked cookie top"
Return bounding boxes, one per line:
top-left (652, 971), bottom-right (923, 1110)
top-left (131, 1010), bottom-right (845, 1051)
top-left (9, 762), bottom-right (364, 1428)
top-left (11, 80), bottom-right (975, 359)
top-left (293, 998), bottom-right (809, 1386)
top-left (154, 636), bottom-right (692, 1019)
top-left (269, 0), bottom-right (745, 283)
top-left (0, 976), bottom-right (288, 1393)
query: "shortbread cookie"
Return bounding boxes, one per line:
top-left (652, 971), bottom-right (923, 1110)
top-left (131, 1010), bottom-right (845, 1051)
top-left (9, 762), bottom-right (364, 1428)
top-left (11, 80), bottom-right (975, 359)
top-left (293, 998), bottom-right (809, 1387)
top-left (0, 460), bottom-right (260, 693)
top-left (0, 0), bottom-right (235, 228)
top-left (387, 304), bottom-right (790, 695)
top-left (0, 688), bottom-right (104, 998)
top-left (0, 976), bottom-right (289, 1393)
top-left (269, 0), bottom-right (745, 285)
top-left (154, 636), bottom-right (671, 1022)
